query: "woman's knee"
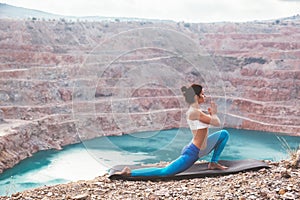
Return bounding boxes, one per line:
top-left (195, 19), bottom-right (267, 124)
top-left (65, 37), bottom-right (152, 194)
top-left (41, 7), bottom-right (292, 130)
top-left (220, 129), bottom-right (229, 140)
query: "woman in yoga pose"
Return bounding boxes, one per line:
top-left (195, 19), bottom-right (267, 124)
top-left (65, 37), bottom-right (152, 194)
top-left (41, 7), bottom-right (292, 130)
top-left (118, 84), bottom-right (229, 176)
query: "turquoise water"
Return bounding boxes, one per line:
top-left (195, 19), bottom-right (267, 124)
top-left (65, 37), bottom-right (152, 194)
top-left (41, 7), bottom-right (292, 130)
top-left (0, 128), bottom-right (299, 196)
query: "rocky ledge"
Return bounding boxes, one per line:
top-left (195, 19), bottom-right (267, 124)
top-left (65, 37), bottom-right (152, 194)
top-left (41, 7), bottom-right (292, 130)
top-left (1, 152), bottom-right (299, 200)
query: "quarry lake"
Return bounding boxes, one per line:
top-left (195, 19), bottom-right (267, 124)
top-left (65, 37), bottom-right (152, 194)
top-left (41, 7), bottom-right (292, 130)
top-left (1, 128), bottom-right (300, 196)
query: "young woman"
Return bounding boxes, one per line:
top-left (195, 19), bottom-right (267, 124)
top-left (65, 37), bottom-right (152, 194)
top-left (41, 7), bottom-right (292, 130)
top-left (117, 84), bottom-right (229, 176)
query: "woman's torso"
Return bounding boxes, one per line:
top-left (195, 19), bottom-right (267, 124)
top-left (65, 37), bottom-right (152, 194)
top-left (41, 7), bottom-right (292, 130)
top-left (186, 106), bottom-right (209, 130)
top-left (186, 106), bottom-right (209, 149)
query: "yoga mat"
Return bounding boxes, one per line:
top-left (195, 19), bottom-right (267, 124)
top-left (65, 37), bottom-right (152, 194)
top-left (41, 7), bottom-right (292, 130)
top-left (109, 159), bottom-right (270, 181)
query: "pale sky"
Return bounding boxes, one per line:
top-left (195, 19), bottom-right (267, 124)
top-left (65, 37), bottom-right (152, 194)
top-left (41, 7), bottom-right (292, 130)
top-left (1, 0), bottom-right (300, 22)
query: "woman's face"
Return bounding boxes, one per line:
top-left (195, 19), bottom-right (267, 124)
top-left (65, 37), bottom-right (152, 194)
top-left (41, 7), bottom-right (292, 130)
top-left (196, 90), bottom-right (205, 104)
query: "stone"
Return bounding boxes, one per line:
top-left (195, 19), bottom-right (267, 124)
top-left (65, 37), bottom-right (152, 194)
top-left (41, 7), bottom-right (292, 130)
top-left (46, 192), bottom-right (52, 197)
top-left (281, 170), bottom-right (292, 178)
top-left (71, 193), bottom-right (89, 200)
top-left (278, 188), bottom-right (287, 195)
top-left (260, 188), bottom-right (269, 197)
top-left (282, 192), bottom-right (297, 200)
top-left (148, 194), bottom-right (159, 200)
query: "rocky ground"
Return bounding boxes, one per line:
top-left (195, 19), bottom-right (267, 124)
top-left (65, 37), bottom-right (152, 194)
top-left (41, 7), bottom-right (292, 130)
top-left (1, 154), bottom-right (299, 200)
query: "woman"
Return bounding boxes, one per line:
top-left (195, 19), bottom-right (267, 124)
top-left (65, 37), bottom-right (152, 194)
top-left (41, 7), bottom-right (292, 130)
top-left (117, 84), bottom-right (229, 176)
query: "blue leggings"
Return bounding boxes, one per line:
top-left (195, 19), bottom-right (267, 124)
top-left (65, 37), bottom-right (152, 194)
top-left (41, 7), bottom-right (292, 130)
top-left (131, 129), bottom-right (229, 177)
top-left (199, 129), bottom-right (229, 163)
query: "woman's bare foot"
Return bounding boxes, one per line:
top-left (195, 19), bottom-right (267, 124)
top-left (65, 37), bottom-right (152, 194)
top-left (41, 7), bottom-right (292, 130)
top-left (208, 162), bottom-right (228, 170)
top-left (115, 167), bottom-right (131, 176)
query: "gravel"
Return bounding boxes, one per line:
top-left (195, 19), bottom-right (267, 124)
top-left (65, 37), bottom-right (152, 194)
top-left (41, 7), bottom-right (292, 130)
top-left (1, 158), bottom-right (299, 200)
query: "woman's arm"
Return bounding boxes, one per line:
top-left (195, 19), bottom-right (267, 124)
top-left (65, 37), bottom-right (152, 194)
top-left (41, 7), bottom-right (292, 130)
top-left (189, 102), bottom-right (221, 127)
top-left (206, 113), bottom-right (221, 127)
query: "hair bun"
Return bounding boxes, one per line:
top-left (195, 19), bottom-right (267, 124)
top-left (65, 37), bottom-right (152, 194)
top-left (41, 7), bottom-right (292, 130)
top-left (181, 86), bottom-right (188, 93)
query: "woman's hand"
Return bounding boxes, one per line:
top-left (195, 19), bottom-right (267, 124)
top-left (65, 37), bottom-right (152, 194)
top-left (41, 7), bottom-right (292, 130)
top-left (207, 102), bottom-right (221, 127)
top-left (208, 102), bottom-right (218, 115)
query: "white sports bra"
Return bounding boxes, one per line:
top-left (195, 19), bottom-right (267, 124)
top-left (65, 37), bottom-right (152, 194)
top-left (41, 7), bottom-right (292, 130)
top-left (186, 106), bottom-right (209, 130)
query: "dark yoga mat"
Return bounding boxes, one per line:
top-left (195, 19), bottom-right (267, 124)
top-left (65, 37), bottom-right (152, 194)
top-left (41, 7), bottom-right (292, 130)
top-left (109, 159), bottom-right (270, 181)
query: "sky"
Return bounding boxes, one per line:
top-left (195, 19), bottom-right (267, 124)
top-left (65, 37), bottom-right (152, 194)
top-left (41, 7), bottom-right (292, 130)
top-left (1, 0), bottom-right (300, 23)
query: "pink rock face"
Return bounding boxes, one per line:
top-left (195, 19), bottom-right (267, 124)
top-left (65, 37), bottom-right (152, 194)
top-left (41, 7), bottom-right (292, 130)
top-left (0, 17), bottom-right (299, 173)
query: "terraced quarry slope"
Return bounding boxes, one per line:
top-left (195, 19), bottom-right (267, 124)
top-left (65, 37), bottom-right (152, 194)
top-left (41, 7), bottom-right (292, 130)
top-left (0, 17), bottom-right (299, 173)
